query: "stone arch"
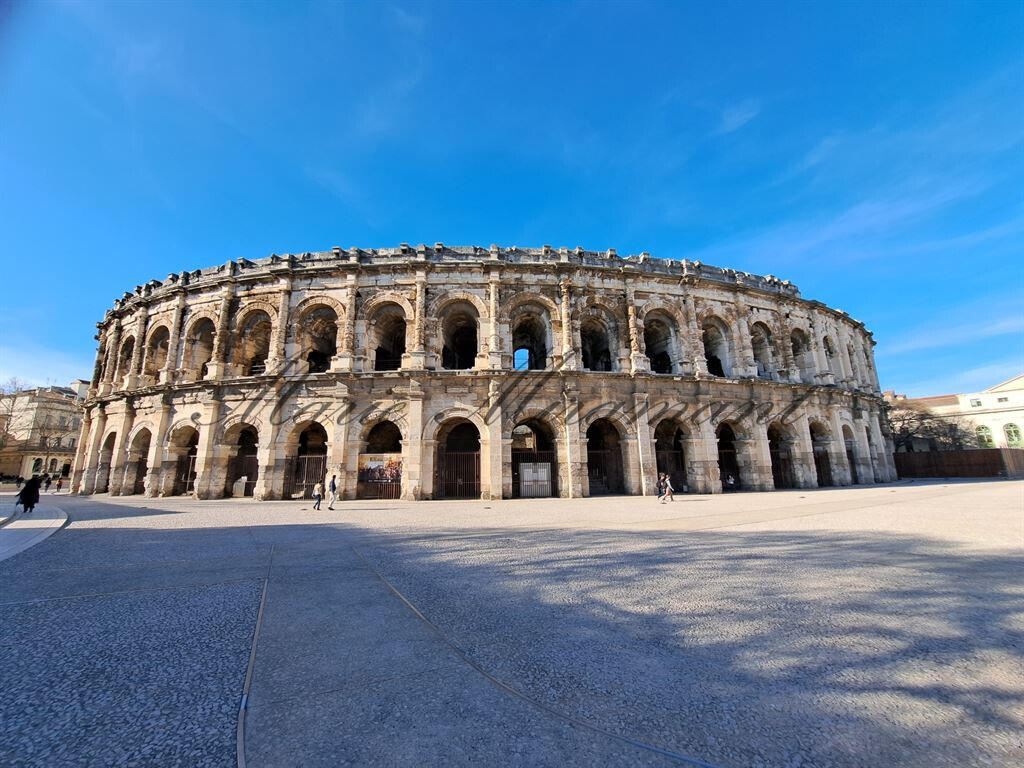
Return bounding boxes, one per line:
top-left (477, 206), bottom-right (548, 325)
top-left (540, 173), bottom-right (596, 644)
top-left (282, 420), bottom-right (329, 499)
top-left (766, 420), bottom-right (798, 489)
top-left (509, 413), bottom-right (560, 498)
top-left (359, 415), bottom-right (408, 445)
top-left (428, 289), bottom-right (489, 319)
top-left (701, 314), bottom-right (734, 377)
top-left (579, 405), bottom-right (635, 441)
top-left (293, 294), bottom-right (347, 323)
top-left (715, 420), bottom-right (745, 491)
top-left (229, 308), bottom-right (274, 376)
top-left (96, 431), bottom-right (118, 493)
top-left (294, 302), bottom-right (340, 374)
top-left (750, 320), bottom-right (778, 380)
top-left (435, 297), bottom-right (482, 370)
top-left (362, 291), bottom-right (415, 320)
top-left (579, 304), bottom-right (621, 372)
top-left (181, 313), bottom-right (217, 378)
top-left (165, 422), bottom-right (200, 496)
top-left (653, 417), bottom-right (691, 492)
top-left (432, 415), bottom-right (483, 499)
top-left (363, 296), bottom-right (411, 371)
top-left (116, 335), bottom-right (136, 381)
top-left (790, 327), bottom-right (815, 384)
top-left (504, 291), bottom-right (560, 322)
top-left (808, 419), bottom-right (834, 487)
top-left (509, 296), bottom-right (556, 371)
top-left (641, 307), bottom-right (684, 374)
top-left (124, 426), bottom-right (154, 495)
top-left (585, 417), bottom-right (626, 495)
top-left (841, 423), bottom-right (861, 484)
top-left (357, 420), bottom-right (404, 499)
top-left (143, 324), bottom-right (171, 378)
top-left (231, 299), bottom-right (279, 330)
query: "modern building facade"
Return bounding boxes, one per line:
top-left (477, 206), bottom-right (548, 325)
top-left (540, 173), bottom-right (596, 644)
top-left (71, 245), bottom-right (897, 500)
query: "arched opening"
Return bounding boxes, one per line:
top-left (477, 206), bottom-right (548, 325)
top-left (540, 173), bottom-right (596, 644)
top-left (144, 326), bottom-right (170, 378)
top-left (581, 318), bottom-right (613, 372)
top-left (716, 423), bottom-right (742, 491)
top-left (847, 342), bottom-right (863, 384)
top-left (234, 311), bottom-right (273, 376)
top-left (126, 428), bottom-right (152, 495)
top-left (767, 423), bottom-right (795, 489)
top-left (285, 423), bottom-right (328, 499)
top-left (512, 314), bottom-right (548, 371)
top-left (976, 425), bottom-right (994, 448)
top-left (654, 419), bottom-right (688, 492)
top-left (117, 336), bottom-right (135, 383)
top-left (702, 320), bottom-right (731, 377)
top-left (809, 421), bottom-right (833, 487)
top-left (185, 319), bottom-right (216, 379)
top-left (511, 419), bottom-right (558, 497)
top-left (301, 306), bottom-right (338, 374)
top-left (435, 419), bottom-right (481, 498)
top-left (586, 418), bottom-right (624, 495)
top-left (225, 426), bottom-right (259, 497)
top-left (370, 306), bottom-right (407, 371)
top-left (358, 421), bottom-right (403, 499)
top-left (644, 313), bottom-right (677, 374)
top-left (440, 303), bottom-right (479, 370)
top-left (750, 322), bottom-right (777, 380)
top-left (865, 428), bottom-right (880, 482)
top-left (842, 424), bottom-right (859, 484)
top-left (169, 427), bottom-right (199, 496)
top-left (31, 457), bottom-right (43, 475)
top-left (96, 432), bottom-right (117, 492)
top-left (61, 462), bottom-right (71, 478)
top-left (790, 329), bottom-right (815, 384)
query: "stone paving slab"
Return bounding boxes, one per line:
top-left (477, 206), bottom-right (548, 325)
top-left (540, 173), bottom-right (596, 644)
top-left (0, 506), bottom-right (66, 562)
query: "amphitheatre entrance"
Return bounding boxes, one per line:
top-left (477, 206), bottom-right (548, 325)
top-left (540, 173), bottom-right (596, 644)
top-left (435, 420), bottom-right (481, 499)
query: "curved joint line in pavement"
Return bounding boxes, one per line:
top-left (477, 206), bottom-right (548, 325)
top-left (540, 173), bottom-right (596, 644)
top-left (347, 539), bottom-right (722, 768)
top-left (236, 544), bottom-right (274, 768)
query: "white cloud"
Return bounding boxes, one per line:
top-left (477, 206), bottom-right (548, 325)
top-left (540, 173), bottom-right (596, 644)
top-left (716, 99), bottom-right (760, 134)
top-left (885, 315), bottom-right (1024, 355)
top-left (900, 358), bottom-right (1024, 398)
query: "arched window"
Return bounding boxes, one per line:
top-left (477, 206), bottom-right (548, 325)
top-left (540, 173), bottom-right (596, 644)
top-left (976, 425), bottom-right (995, 448)
top-left (300, 306), bottom-right (338, 374)
top-left (750, 322), bottom-right (776, 380)
top-left (790, 329), bottom-right (814, 384)
top-left (512, 315), bottom-right (547, 371)
top-left (117, 336), bottom-right (135, 381)
top-left (369, 305), bottom-right (407, 371)
top-left (643, 312), bottom-right (678, 374)
top-left (440, 302), bottom-right (479, 370)
top-left (184, 319), bottom-right (216, 379)
top-left (581, 318), bottom-right (613, 372)
top-left (234, 311), bottom-right (273, 376)
top-left (702, 320), bottom-right (731, 377)
top-left (1004, 423), bottom-right (1022, 448)
top-left (144, 326), bottom-right (170, 378)
top-left (823, 336), bottom-right (840, 378)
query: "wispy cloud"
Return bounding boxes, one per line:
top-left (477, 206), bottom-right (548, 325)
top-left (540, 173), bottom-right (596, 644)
top-left (900, 358), bottom-right (1024, 398)
top-left (716, 98), bottom-right (760, 134)
top-left (885, 316), bottom-right (1024, 355)
top-left (0, 344), bottom-right (93, 388)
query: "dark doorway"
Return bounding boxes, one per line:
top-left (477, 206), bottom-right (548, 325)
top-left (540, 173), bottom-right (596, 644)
top-left (586, 418), bottom-right (624, 495)
top-left (581, 319), bottom-right (613, 371)
top-left (436, 420), bottom-right (481, 498)
top-left (227, 427), bottom-right (259, 497)
top-left (843, 426), bottom-right (859, 484)
top-left (374, 313), bottom-right (406, 371)
top-left (286, 423), bottom-right (328, 499)
top-left (644, 316), bottom-right (675, 374)
top-left (810, 423), bottom-right (833, 487)
top-left (173, 431), bottom-right (199, 496)
top-left (129, 429), bottom-right (152, 496)
top-left (654, 420), bottom-right (687, 492)
top-left (767, 424), bottom-right (795, 489)
top-left (442, 310), bottom-right (478, 370)
top-left (511, 420), bottom-right (557, 497)
top-left (717, 423), bottom-right (742, 491)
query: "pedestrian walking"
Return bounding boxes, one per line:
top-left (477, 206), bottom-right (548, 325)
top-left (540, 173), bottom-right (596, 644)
top-left (655, 473), bottom-right (666, 501)
top-left (16, 476), bottom-right (42, 515)
top-left (55, 477), bottom-right (63, 492)
top-left (15, 475), bottom-right (24, 490)
top-left (327, 474), bottom-right (337, 510)
top-left (661, 473), bottom-right (675, 503)
top-left (43, 475), bottom-right (52, 492)
top-left (312, 481), bottom-right (323, 510)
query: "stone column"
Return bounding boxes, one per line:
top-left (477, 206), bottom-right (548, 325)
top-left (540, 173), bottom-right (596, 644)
top-left (254, 398), bottom-right (281, 500)
top-left (792, 414), bottom-right (818, 488)
top-left (747, 424), bottom-right (776, 490)
top-left (205, 287), bottom-right (234, 380)
top-left (107, 407), bottom-right (136, 496)
top-left (267, 279), bottom-right (292, 375)
top-left (627, 297), bottom-right (649, 374)
top-left (80, 405), bottom-right (108, 494)
top-left (193, 396), bottom-right (223, 498)
top-left (827, 407), bottom-right (853, 486)
top-left (562, 386), bottom-right (584, 497)
top-left (99, 320), bottom-right (122, 396)
top-left (559, 280), bottom-right (577, 371)
top-left (484, 380), bottom-right (504, 499)
top-left (689, 417), bottom-right (720, 493)
top-left (401, 382), bottom-right (425, 499)
top-left (733, 298), bottom-right (756, 377)
top-left (329, 385), bottom-right (351, 498)
top-left (89, 330), bottom-right (107, 396)
top-left (810, 314), bottom-right (835, 386)
top-left (484, 274), bottom-right (502, 369)
top-left (404, 271), bottom-right (428, 370)
top-left (633, 392), bottom-right (654, 494)
top-left (125, 309), bottom-right (149, 390)
top-left (776, 306), bottom-right (797, 383)
top-left (161, 292), bottom-right (186, 384)
top-left (71, 410), bottom-right (94, 493)
top-left (145, 401), bottom-right (172, 497)
top-left (685, 295), bottom-right (708, 376)
top-left (334, 274), bottom-right (358, 372)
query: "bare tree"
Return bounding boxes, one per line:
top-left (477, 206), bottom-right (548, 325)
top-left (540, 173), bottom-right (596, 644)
top-left (0, 377), bottom-right (29, 451)
top-left (887, 401), bottom-right (977, 452)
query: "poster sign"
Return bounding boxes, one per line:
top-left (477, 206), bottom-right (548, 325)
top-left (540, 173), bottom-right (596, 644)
top-left (357, 453), bottom-right (402, 484)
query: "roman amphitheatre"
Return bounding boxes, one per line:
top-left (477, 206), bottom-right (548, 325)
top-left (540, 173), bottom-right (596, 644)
top-left (70, 244), bottom-right (896, 500)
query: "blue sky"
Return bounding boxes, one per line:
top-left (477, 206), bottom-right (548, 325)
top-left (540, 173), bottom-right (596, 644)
top-left (1, 0), bottom-right (1021, 395)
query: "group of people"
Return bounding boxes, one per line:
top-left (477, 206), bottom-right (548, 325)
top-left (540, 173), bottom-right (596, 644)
top-left (10, 473), bottom-right (63, 516)
top-left (311, 475), bottom-right (338, 510)
top-left (14, 474), bottom-right (62, 493)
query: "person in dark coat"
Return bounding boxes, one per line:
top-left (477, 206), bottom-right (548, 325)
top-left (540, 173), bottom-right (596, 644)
top-left (16, 476), bottom-right (42, 514)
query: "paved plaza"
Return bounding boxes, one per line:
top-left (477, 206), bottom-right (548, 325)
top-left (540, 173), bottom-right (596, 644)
top-left (1, 481), bottom-right (1022, 767)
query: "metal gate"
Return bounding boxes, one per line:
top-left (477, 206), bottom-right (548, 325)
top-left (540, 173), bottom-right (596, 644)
top-left (285, 454), bottom-right (327, 499)
top-left (359, 479), bottom-right (402, 499)
top-left (133, 457), bottom-right (148, 496)
top-left (587, 449), bottom-right (623, 495)
top-left (436, 450), bottom-right (480, 499)
top-left (655, 449), bottom-right (687, 493)
top-left (769, 445), bottom-right (795, 489)
top-left (228, 455), bottom-right (259, 497)
top-left (813, 447), bottom-right (833, 487)
top-left (512, 450), bottom-right (557, 497)
top-left (718, 447), bottom-right (742, 491)
top-left (174, 455), bottom-right (197, 495)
